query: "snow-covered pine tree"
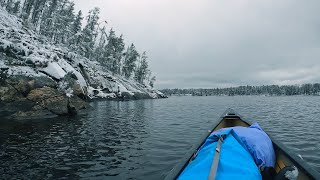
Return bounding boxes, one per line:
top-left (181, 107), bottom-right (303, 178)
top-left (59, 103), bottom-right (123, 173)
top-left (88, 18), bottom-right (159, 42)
top-left (149, 75), bottom-right (156, 88)
top-left (30, 0), bottom-right (46, 26)
top-left (12, 0), bottom-right (21, 15)
top-left (54, 0), bottom-right (75, 44)
top-left (122, 44), bottom-right (139, 78)
top-left (82, 7), bottom-right (100, 58)
top-left (4, 0), bottom-right (14, 13)
top-left (40, 0), bottom-right (59, 38)
top-left (21, 0), bottom-right (35, 22)
top-left (134, 51), bottom-right (150, 84)
top-left (69, 10), bottom-right (83, 50)
top-left (114, 34), bottom-right (125, 74)
top-left (104, 28), bottom-right (117, 72)
top-left (94, 25), bottom-right (108, 64)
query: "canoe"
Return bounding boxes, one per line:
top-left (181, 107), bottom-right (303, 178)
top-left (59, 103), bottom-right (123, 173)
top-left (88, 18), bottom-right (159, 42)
top-left (165, 109), bottom-right (320, 180)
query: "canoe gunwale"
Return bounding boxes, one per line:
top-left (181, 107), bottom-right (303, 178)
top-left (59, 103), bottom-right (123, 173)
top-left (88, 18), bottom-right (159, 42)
top-left (164, 108), bottom-right (320, 180)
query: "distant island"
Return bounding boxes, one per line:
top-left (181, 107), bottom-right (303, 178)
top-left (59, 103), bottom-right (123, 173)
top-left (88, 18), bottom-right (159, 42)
top-left (161, 83), bottom-right (320, 96)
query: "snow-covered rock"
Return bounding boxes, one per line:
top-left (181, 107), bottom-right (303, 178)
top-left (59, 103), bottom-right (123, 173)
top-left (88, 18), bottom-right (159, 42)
top-left (41, 62), bottom-right (66, 80)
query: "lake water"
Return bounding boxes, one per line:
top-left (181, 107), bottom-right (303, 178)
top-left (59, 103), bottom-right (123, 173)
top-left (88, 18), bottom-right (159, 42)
top-left (0, 96), bottom-right (319, 179)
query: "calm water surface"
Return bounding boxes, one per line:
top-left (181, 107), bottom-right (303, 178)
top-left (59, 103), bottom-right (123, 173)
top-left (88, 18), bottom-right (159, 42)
top-left (0, 96), bottom-right (320, 179)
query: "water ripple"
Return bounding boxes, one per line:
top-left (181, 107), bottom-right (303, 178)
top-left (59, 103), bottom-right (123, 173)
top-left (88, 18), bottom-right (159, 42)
top-left (0, 96), bottom-right (319, 179)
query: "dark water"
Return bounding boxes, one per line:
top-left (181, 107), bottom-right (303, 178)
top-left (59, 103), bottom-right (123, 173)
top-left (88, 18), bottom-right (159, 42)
top-left (0, 96), bottom-right (319, 179)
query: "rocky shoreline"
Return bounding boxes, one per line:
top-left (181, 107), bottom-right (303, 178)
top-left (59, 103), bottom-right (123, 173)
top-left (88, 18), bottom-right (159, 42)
top-left (0, 7), bottom-right (166, 120)
top-left (0, 72), bottom-right (166, 120)
top-left (0, 73), bottom-right (88, 119)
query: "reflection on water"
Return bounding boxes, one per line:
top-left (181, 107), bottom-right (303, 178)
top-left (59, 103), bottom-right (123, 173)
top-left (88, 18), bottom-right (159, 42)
top-left (0, 96), bottom-right (319, 179)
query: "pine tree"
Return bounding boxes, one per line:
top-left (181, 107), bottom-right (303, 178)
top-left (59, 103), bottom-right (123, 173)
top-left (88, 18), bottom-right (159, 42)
top-left (114, 34), bottom-right (125, 74)
top-left (40, 0), bottom-right (59, 38)
top-left (94, 25), bottom-right (108, 64)
top-left (122, 44), bottom-right (139, 78)
top-left (5, 0), bottom-right (13, 13)
top-left (135, 51), bottom-right (149, 83)
top-left (69, 10), bottom-right (83, 49)
top-left (55, 0), bottom-right (75, 44)
top-left (104, 28), bottom-right (117, 71)
top-left (21, 0), bottom-right (36, 23)
top-left (149, 75), bottom-right (156, 88)
top-left (82, 7), bottom-right (100, 58)
top-left (30, 0), bottom-right (46, 25)
top-left (12, 1), bottom-right (21, 15)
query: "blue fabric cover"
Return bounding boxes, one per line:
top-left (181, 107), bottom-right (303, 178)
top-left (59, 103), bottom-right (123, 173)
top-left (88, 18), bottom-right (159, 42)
top-left (212, 123), bottom-right (275, 168)
top-left (178, 129), bottom-right (261, 180)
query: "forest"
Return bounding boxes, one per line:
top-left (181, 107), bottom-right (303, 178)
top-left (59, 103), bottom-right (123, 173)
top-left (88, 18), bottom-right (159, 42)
top-left (161, 83), bottom-right (320, 96)
top-left (0, 0), bottom-right (156, 86)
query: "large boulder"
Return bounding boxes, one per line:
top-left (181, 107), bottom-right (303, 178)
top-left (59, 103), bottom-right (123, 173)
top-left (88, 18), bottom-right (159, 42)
top-left (0, 85), bottom-right (20, 102)
top-left (5, 75), bottom-right (57, 97)
top-left (27, 86), bottom-right (89, 116)
top-left (27, 87), bottom-right (61, 102)
top-left (27, 87), bottom-right (68, 115)
top-left (33, 76), bottom-right (57, 89)
top-left (40, 95), bottom-right (69, 115)
top-left (68, 95), bottom-right (90, 115)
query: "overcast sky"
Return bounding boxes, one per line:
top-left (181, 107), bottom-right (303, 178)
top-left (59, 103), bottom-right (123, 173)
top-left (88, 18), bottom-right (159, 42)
top-left (74, 0), bottom-right (320, 89)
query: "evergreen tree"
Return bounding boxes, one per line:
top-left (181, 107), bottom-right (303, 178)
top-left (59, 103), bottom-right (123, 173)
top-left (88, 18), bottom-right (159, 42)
top-left (5, 0), bottom-right (13, 13)
top-left (54, 0), bottom-right (75, 44)
top-left (150, 75), bottom-right (156, 88)
top-left (12, 1), bottom-right (21, 15)
top-left (113, 34), bottom-right (125, 74)
top-left (40, 0), bottom-right (59, 38)
top-left (82, 7), bottom-right (100, 58)
top-left (135, 52), bottom-right (149, 83)
top-left (104, 28), bottom-right (117, 72)
top-left (30, 0), bottom-right (46, 26)
top-left (94, 25), bottom-right (108, 64)
top-left (122, 44), bottom-right (139, 78)
top-left (21, 0), bottom-right (36, 23)
top-left (69, 10), bottom-right (83, 49)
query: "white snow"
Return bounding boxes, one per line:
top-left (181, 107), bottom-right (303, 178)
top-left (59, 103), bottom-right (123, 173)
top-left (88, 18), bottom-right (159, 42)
top-left (65, 88), bottom-right (74, 97)
top-left (87, 86), bottom-right (116, 99)
top-left (57, 59), bottom-right (87, 88)
top-left (7, 66), bottom-right (42, 77)
top-left (42, 62), bottom-right (66, 80)
top-left (0, 38), bottom-right (12, 49)
top-left (0, 60), bottom-right (7, 68)
top-left (0, 7), bottom-right (22, 30)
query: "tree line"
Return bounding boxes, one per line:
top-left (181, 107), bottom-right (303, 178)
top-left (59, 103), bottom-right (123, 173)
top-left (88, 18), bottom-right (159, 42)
top-left (0, 0), bottom-right (156, 87)
top-left (161, 83), bottom-right (320, 96)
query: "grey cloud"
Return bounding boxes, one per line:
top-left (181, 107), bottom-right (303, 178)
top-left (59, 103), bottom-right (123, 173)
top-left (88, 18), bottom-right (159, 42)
top-left (74, 0), bottom-right (320, 89)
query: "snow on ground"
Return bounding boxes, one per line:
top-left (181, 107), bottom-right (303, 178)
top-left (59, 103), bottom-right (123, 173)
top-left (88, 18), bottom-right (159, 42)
top-left (0, 7), bottom-right (22, 30)
top-left (0, 7), bottom-right (164, 99)
top-left (7, 66), bottom-right (42, 77)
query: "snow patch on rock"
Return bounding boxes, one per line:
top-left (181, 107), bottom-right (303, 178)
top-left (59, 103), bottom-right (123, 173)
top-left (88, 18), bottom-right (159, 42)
top-left (42, 62), bottom-right (66, 80)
